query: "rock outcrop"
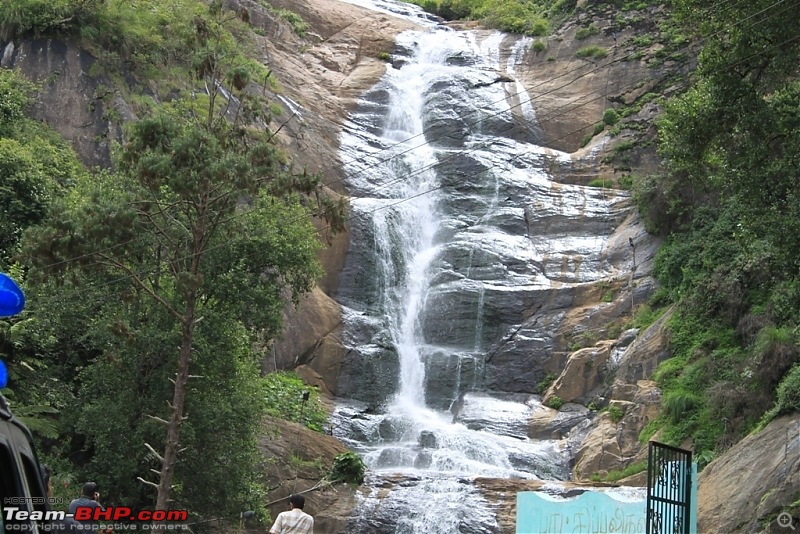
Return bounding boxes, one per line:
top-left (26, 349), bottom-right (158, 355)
top-left (1, 39), bottom-right (128, 167)
top-left (260, 417), bottom-right (359, 532)
top-left (697, 415), bottom-right (800, 534)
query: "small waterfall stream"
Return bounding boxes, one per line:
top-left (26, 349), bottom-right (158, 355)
top-left (331, 2), bottom-right (624, 531)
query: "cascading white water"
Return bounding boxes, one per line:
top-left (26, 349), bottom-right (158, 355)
top-left (333, 13), bottom-right (576, 532)
top-left (332, 1), bottom-right (633, 531)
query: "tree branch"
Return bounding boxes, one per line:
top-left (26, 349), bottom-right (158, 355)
top-left (267, 111), bottom-right (297, 142)
top-left (146, 415), bottom-right (170, 425)
top-left (144, 442), bottom-right (165, 462)
top-left (97, 253), bottom-right (184, 322)
top-left (264, 480), bottom-right (332, 507)
top-left (137, 477), bottom-right (160, 490)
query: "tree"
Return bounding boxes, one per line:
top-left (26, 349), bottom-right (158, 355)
top-left (23, 111), bottom-right (322, 511)
top-left (0, 68), bottom-right (81, 266)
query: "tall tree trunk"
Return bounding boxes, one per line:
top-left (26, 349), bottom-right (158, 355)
top-left (155, 292), bottom-right (196, 510)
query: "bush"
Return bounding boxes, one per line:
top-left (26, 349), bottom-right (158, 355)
top-left (575, 24), bottom-right (599, 40)
top-left (662, 390), bottom-right (702, 423)
top-left (777, 365), bottom-right (800, 415)
top-left (532, 39), bottom-right (547, 53)
top-left (328, 451), bottom-right (365, 485)
top-left (276, 8), bottom-right (309, 36)
top-left (608, 404), bottom-right (624, 422)
top-left (547, 395), bottom-right (564, 410)
top-left (587, 178), bottom-right (611, 188)
top-left (576, 46), bottom-right (608, 59)
top-left (262, 371), bottom-right (328, 432)
top-left (603, 108), bottom-right (620, 126)
top-left (537, 372), bottom-right (557, 393)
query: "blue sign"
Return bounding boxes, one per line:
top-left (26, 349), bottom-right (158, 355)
top-left (0, 273), bottom-right (25, 317)
top-left (517, 491), bottom-right (646, 534)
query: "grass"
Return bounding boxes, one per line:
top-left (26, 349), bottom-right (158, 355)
top-left (575, 24), bottom-right (599, 40)
top-left (590, 460), bottom-right (647, 483)
top-left (576, 45), bottom-right (608, 59)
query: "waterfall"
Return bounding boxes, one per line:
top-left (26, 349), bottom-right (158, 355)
top-left (331, 2), bottom-right (626, 531)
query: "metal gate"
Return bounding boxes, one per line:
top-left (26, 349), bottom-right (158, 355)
top-left (646, 441), bottom-right (693, 534)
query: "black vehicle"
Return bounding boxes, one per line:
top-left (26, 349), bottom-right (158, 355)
top-left (1, 274), bottom-right (49, 532)
top-left (0, 393), bottom-right (49, 533)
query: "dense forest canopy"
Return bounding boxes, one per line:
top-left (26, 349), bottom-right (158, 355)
top-left (0, 0), bottom-right (341, 522)
top-left (634, 0), bottom-right (800, 458)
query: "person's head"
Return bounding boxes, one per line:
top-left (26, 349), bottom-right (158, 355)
top-left (40, 464), bottom-right (53, 497)
top-left (288, 494), bottom-right (305, 510)
top-left (81, 482), bottom-right (99, 500)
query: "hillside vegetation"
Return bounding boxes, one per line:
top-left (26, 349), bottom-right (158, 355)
top-left (632, 0), bottom-right (800, 461)
top-left (0, 0), bottom-right (343, 524)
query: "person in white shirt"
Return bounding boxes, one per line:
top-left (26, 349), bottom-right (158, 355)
top-left (269, 494), bottom-right (314, 534)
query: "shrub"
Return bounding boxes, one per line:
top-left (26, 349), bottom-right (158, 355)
top-left (547, 395), bottom-right (564, 410)
top-left (608, 405), bottom-right (624, 422)
top-left (576, 46), bottom-right (608, 59)
top-left (276, 9), bottom-right (309, 36)
top-left (662, 390), bottom-right (702, 423)
top-left (776, 365), bottom-right (800, 415)
top-left (575, 24), bottom-right (599, 40)
top-left (328, 451), bottom-right (366, 485)
top-left (537, 372), bottom-right (557, 393)
top-left (603, 108), bottom-right (620, 126)
top-left (532, 40), bottom-right (546, 53)
top-left (587, 178), bottom-right (611, 188)
top-left (262, 371), bottom-right (328, 432)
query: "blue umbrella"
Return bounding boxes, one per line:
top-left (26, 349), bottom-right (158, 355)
top-left (0, 360), bottom-right (6, 389)
top-left (0, 272), bottom-right (25, 317)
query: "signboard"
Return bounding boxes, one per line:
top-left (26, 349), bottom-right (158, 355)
top-left (516, 490), bottom-right (646, 534)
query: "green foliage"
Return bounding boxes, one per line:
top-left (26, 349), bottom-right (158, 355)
top-left (378, 51), bottom-right (391, 61)
top-left (589, 460), bottom-right (646, 483)
top-left (1, 0), bottom-right (269, 84)
top-left (575, 24), bottom-right (599, 40)
top-left (546, 395), bottom-right (564, 410)
top-left (662, 390), bottom-right (702, 424)
top-left (776, 365), bottom-right (800, 416)
top-left (0, 69), bottom-right (83, 266)
top-left (328, 451), bottom-right (366, 485)
top-left (630, 302), bottom-right (667, 330)
top-left (406, 0), bottom-right (558, 35)
top-left (0, 0), bottom-right (102, 41)
top-left (587, 178), bottom-right (611, 188)
top-left (262, 371), bottom-right (328, 433)
top-left (602, 108), bottom-right (620, 126)
top-left (275, 8), bottom-right (309, 37)
top-left (607, 404), bottom-right (624, 423)
top-left (576, 45), bottom-right (607, 59)
top-left (536, 372), bottom-right (557, 393)
top-left (531, 39), bottom-right (546, 53)
top-left (18, 107), bottom-right (324, 516)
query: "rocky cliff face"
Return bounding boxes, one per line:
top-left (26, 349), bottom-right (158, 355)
top-left (697, 415), bottom-right (800, 534)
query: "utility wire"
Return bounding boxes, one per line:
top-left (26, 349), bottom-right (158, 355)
top-left (21, 27), bottom-right (800, 318)
top-left (18, 0), bottom-right (800, 308)
top-left (23, 0), bottom-right (793, 276)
